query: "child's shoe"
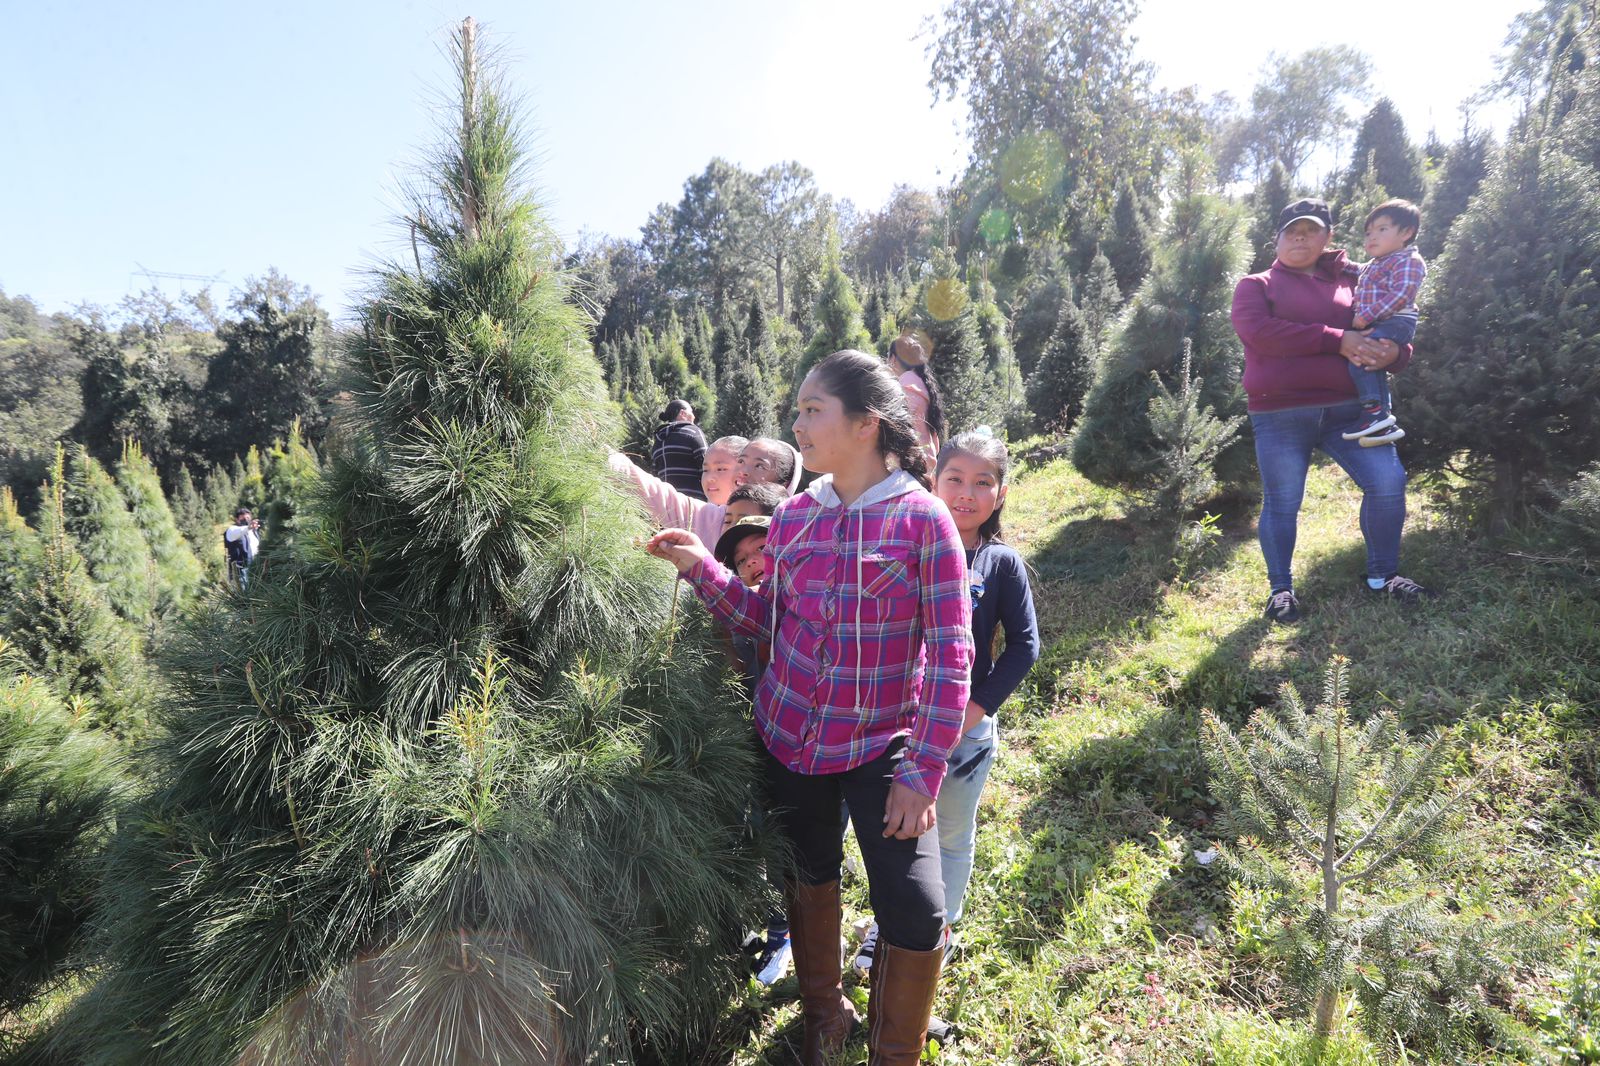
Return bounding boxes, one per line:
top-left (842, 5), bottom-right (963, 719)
top-left (1341, 408), bottom-right (1397, 440)
top-left (852, 920), bottom-right (878, 976)
top-left (1360, 422), bottom-right (1405, 447)
top-left (753, 931), bottom-right (792, 986)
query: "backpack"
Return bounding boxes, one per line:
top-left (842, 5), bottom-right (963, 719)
top-left (224, 528), bottom-right (250, 566)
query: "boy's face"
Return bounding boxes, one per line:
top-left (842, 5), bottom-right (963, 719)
top-left (733, 535), bottom-right (767, 587)
top-left (701, 444), bottom-right (740, 506)
top-left (723, 498), bottom-right (765, 532)
top-left (1364, 216), bottom-right (1415, 260)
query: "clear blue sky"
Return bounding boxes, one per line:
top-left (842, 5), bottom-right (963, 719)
top-left (0, 0), bottom-right (1524, 321)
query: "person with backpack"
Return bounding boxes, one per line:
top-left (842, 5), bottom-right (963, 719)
top-left (223, 506), bottom-right (260, 589)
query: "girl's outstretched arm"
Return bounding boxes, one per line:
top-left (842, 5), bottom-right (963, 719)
top-left (648, 528), bottom-right (776, 641)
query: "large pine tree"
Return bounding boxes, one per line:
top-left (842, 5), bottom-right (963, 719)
top-left (1072, 194), bottom-right (1250, 488)
top-left (1027, 284), bottom-right (1095, 433)
top-left (58, 23), bottom-right (769, 1065)
top-left (1417, 128), bottom-right (1494, 259)
top-left (1407, 137), bottom-right (1600, 517)
top-left (1338, 98), bottom-right (1425, 206)
top-left (114, 439), bottom-right (203, 614)
top-left (61, 444), bottom-right (160, 625)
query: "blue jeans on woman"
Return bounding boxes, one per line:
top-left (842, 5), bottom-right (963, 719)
top-left (1250, 402), bottom-right (1408, 593)
top-left (934, 715), bottom-right (998, 927)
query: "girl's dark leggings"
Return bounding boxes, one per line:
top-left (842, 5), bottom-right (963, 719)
top-left (762, 738), bottom-right (946, 952)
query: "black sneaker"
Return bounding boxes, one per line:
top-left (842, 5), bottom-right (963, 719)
top-left (1264, 588), bottom-right (1301, 624)
top-left (927, 1015), bottom-right (956, 1042)
top-left (1341, 410), bottom-right (1396, 440)
top-left (1368, 574), bottom-right (1433, 605)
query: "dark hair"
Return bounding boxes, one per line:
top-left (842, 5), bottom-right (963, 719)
top-left (747, 437), bottom-right (797, 489)
top-left (659, 398), bottom-right (692, 422)
top-left (888, 337), bottom-right (948, 443)
top-left (935, 432), bottom-right (1011, 543)
top-left (234, 506), bottom-right (252, 518)
top-left (727, 481), bottom-right (788, 515)
top-left (1365, 199), bottom-right (1422, 244)
top-left (809, 349), bottom-right (931, 488)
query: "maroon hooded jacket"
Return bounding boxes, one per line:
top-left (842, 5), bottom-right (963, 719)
top-left (1232, 249), bottom-right (1413, 413)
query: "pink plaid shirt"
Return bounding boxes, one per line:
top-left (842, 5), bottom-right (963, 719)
top-left (1354, 246), bottom-right (1427, 324)
top-left (685, 471), bottom-right (972, 799)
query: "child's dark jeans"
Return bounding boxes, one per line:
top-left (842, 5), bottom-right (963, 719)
top-left (1348, 311), bottom-right (1417, 412)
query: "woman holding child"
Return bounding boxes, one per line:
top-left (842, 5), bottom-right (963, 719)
top-left (1231, 197), bottom-right (1432, 625)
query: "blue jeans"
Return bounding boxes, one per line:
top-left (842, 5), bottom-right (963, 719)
top-left (935, 715), bottom-right (998, 926)
top-left (1250, 403), bottom-right (1408, 593)
top-left (1348, 313), bottom-right (1415, 412)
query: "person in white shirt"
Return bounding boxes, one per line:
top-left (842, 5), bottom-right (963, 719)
top-left (223, 507), bottom-right (261, 589)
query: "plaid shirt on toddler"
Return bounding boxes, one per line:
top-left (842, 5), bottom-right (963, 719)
top-left (1354, 246), bottom-right (1427, 325)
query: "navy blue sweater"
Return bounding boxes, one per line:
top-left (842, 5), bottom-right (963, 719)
top-left (967, 541), bottom-right (1041, 716)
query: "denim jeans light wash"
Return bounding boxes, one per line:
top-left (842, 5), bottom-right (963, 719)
top-left (1249, 402), bottom-right (1408, 593)
top-left (935, 715), bottom-right (998, 926)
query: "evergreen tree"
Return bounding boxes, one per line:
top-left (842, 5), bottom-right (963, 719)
top-left (1103, 181), bottom-right (1156, 297)
top-left (60, 26), bottom-right (770, 1063)
top-left (170, 465), bottom-right (226, 582)
top-left (237, 446), bottom-right (268, 512)
top-left (717, 362), bottom-right (777, 441)
top-left (1201, 658), bottom-right (1555, 1056)
top-left (61, 445), bottom-right (159, 624)
top-left (973, 275), bottom-right (1023, 429)
top-left (1026, 285), bottom-right (1094, 433)
top-left (793, 251), bottom-right (873, 393)
top-left (710, 304), bottom-right (742, 387)
top-left (1333, 161), bottom-right (1391, 253)
top-left (114, 440), bottom-right (203, 614)
top-left (1246, 163), bottom-right (1292, 273)
top-left (15, 470), bottom-right (150, 735)
top-left (1072, 194), bottom-right (1250, 488)
top-left (915, 252), bottom-right (992, 434)
top-left (0, 488), bottom-right (41, 612)
top-left (682, 305), bottom-right (716, 383)
top-left (0, 663), bottom-right (121, 1023)
top-left (1011, 245), bottom-right (1069, 378)
top-left (861, 287), bottom-right (894, 356)
top-left (201, 461), bottom-right (238, 528)
top-left (1408, 138), bottom-right (1600, 518)
top-left (1338, 98), bottom-right (1425, 206)
top-left (1417, 129), bottom-right (1494, 259)
top-left (1080, 249), bottom-right (1124, 352)
top-left (260, 421), bottom-right (322, 543)
top-left (596, 338), bottom-right (621, 396)
top-left (743, 289), bottom-right (778, 377)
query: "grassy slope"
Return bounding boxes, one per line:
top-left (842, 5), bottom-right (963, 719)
top-left (713, 453), bottom-right (1600, 1065)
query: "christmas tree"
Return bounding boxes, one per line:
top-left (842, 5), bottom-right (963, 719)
top-left (1026, 282), bottom-right (1093, 433)
top-left (1071, 194), bottom-right (1249, 489)
top-left (114, 439), bottom-right (203, 614)
top-left (61, 444), bottom-right (159, 624)
top-left (1407, 138), bottom-right (1600, 518)
top-left (58, 23), bottom-right (769, 1064)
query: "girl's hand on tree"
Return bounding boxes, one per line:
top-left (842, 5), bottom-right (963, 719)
top-left (645, 528), bottom-right (710, 574)
top-left (883, 782), bottom-right (936, 839)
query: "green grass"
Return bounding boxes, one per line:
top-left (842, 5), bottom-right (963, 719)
top-left (709, 453), bottom-right (1600, 1065)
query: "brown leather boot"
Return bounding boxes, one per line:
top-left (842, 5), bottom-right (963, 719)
top-left (866, 940), bottom-right (942, 1065)
top-left (787, 879), bottom-right (859, 1065)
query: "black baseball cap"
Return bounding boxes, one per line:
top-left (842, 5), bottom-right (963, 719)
top-left (714, 515), bottom-right (771, 568)
top-left (1277, 198), bottom-right (1332, 234)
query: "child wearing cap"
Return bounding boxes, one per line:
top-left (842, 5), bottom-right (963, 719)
top-left (1342, 199), bottom-right (1426, 447)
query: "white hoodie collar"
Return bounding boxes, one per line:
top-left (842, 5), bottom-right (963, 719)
top-left (802, 468), bottom-right (921, 511)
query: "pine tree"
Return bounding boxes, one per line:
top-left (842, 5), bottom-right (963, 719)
top-left (1246, 163), bottom-right (1292, 273)
top-left (682, 305), bottom-right (716, 383)
top-left (1339, 98), bottom-right (1425, 206)
top-left (202, 461), bottom-right (238, 524)
top-left (1072, 194), bottom-right (1250, 488)
top-left (60, 25), bottom-right (770, 1064)
top-left (743, 290), bottom-right (778, 378)
top-left (1201, 658), bottom-right (1555, 1056)
top-left (170, 466), bottom-right (226, 583)
top-left (0, 661), bottom-right (121, 1024)
top-left (862, 287), bottom-right (896, 356)
top-left (710, 304), bottom-right (742, 388)
top-left (15, 470), bottom-right (150, 735)
top-left (973, 277), bottom-right (1023, 431)
top-left (114, 440), bottom-right (203, 615)
top-left (1011, 245), bottom-right (1070, 378)
top-left (1026, 285), bottom-right (1094, 433)
top-left (0, 488), bottom-right (42, 612)
top-left (259, 421), bottom-right (322, 544)
top-left (1407, 139), bottom-right (1600, 519)
top-left (914, 251), bottom-right (991, 434)
top-left (1103, 181), bottom-right (1156, 297)
top-left (717, 361), bottom-right (777, 440)
top-left (1333, 161), bottom-right (1391, 253)
top-left (61, 444), bottom-right (160, 624)
top-left (237, 445), bottom-right (268, 510)
top-left (794, 250), bottom-right (873, 393)
top-left (1418, 129), bottom-right (1494, 259)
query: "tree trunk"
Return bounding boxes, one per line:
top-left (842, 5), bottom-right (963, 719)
top-left (775, 250), bottom-right (786, 322)
top-left (1490, 454), bottom-right (1523, 535)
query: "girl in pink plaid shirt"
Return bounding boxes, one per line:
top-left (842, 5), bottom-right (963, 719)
top-left (648, 348), bottom-right (971, 1064)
